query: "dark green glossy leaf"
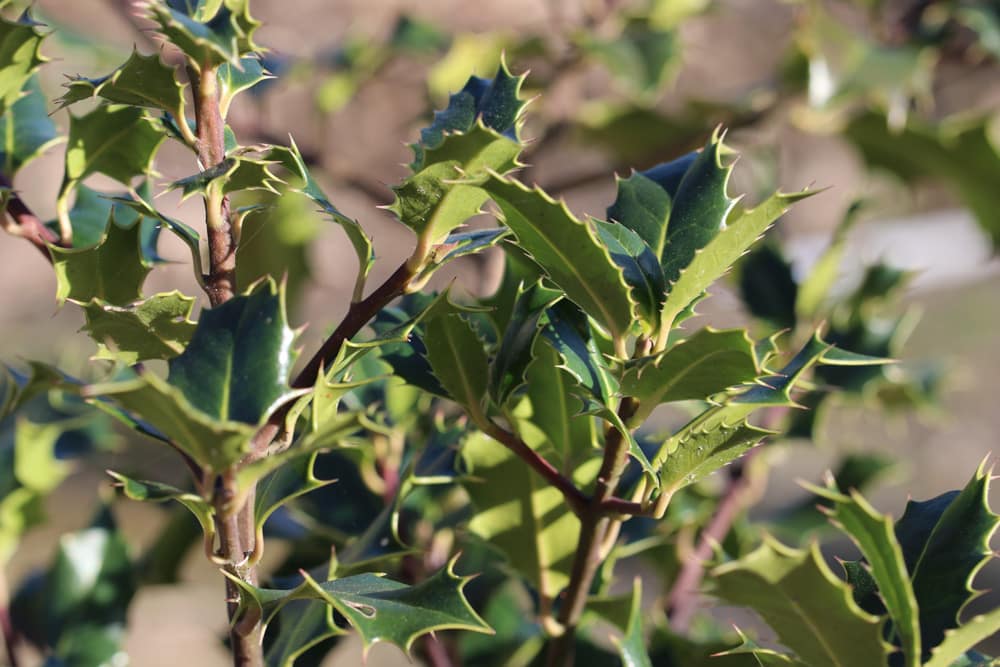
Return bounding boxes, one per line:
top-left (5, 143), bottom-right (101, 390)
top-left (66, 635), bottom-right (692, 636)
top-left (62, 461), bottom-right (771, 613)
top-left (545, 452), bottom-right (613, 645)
top-left (264, 599), bottom-right (341, 667)
top-left (540, 301), bottom-right (619, 406)
top-left (81, 291), bottom-right (196, 363)
top-left (50, 214), bottom-right (150, 306)
top-left (254, 452), bottom-right (334, 534)
top-left (489, 281), bottom-right (561, 406)
top-left (0, 74), bottom-right (58, 175)
top-left (712, 539), bottom-right (888, 667)
top-left (594, 218), bottom-right (667, 326)
top-left (611, 579), bottom-right (653, 667)
top-left (739, 244), bottom-right (798, 331)
top-left (218, 54), bottom-right (271, 115)
top-left (485, 174), bottom-right (635, 340)
top-left (894, 464), bottom-right (999, 656)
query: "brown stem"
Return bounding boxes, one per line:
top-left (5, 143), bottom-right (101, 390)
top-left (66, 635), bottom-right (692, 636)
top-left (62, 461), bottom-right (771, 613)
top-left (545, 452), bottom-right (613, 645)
top-left (0, 174), bottom-right (59, 262)
top-left (0, 570), bottom-right (20, 667)
top-left (546, 398), bottom-right (638, 667)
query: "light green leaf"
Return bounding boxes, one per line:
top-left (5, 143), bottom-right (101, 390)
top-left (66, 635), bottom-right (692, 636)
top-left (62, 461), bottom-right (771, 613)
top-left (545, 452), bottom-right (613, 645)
top-left (461, 430), bottom-right (593, 605)
top-left (0, 12), bottom-right (46, 119)
top-left (484, 174), bottom-right (635, 340)
top-left (218, 55), bottom-right (271, 116)
top-left (810, 483), bottom-right (921, 667)
top-left (81, 291), bottom-right (196, 363)
top-left (622, 328), bottom-right (760, 425)
top-left (659, 189), bottom-right (814, 333)
top-left (611, 579), bottom-right (653, 667)
top-left (108, 471), bottom-right (215, 549)
top-left (924, 607), bottom-right (1000, 667)
top-left (169, 152), bottom-right (280, 200)
top-left (231, 558), bottom-right (492, 656)
top-left (14, 418), bottom-right (70, 493)
top-left (60, 104), bottom-right (164, 195)
top-left (712, 539), bottom-right (889, 667)
top-left (50, 214), bottom-right (150, 306)
top-left (57, 49), bottom-right (187, 123)
top-left (0, 74), bottom-right (59, 175)
top-left (658, 419), bottom-right (770, 499)
top-left (795, 200), bottom-right (862, 320)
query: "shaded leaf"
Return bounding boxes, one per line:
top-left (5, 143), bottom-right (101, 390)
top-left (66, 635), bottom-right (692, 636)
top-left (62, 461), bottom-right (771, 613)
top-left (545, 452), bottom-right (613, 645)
top-left (611, 579), bottom-right (653, 667)
top-left (739, 243), bottom-right (797, 331)
top-left (489, 280), bottom-right (561, 406)
top-left (108, 471), bottom-right (215, 549)
top-left (145, 0), bottom-right (261, 68)
top-left (712, 539), bottom-right (888, 667)
top-left (594, 218), bottom-right (667, 327)
top-left (0, 74), bottom-right (59, 175)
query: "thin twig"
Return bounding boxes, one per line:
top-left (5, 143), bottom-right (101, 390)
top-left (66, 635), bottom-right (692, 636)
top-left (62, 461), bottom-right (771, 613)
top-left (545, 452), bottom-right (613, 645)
top-left (0, 175), bottom-right (59, 261)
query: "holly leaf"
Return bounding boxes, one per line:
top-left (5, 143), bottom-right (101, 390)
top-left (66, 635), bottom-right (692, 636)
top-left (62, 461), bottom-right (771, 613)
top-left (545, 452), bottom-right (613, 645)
top-left (622, 328), bottom-right (761, 425)
top-left (593, 218), bottom-right (667, 327)
top-left (483, 174), bottom-right (635, 341)
top-left (108, 471), bottom-right (215, 554)
top-left (924, 606), bottom-right (1000, 667)
top-left (659, 189), bottom-right (815, 332)
top-left (607, 155), bottom-right (695, 259)
top-left (0, 74), bottom-right (59, 175)
top-left (712, 539), bottom-right (889, 667)
top-left (610, 579), bottom-right (653, 667)
top-left (539, 300), bottom-right (619, 406)
top-left (145, 0), bottom-right (261, 68)
top-left (80, 291), bottom-right (197, 363)
top-left (57, 49), bottom-right (188, 124)
top-left (50, 213), bottom-right (150, 306)
top-left (87, 280), bottom-right (299, 471)
top-left (231, 558), bottom-right (492, 657)
top-left (893, 464), bottom-right (999, 655)
top-left (254, 452), bottom-right (335, 535)
top-left (423, 305), bottom-right (491, 423)
top-left (218, 55), bottom-right (271, 116)
top-left (0, 12), bottom-right (46, 119)
top-left (489, 281), bottom-right (562, 406)
top-left (389, 62), bottom-right (526, 250)
top-left (461, 430), bottom-right (592, 606)
top-left (810, 483), bottom-right (921, 667)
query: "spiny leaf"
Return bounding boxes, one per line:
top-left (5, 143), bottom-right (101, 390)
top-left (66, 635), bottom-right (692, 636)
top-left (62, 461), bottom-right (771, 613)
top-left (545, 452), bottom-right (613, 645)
top-left (712, 539), bottom-right (889, 667)
top-left (108, 471), bottom-right (215, 548)
top-left (622, 328), bottom-right (761, 425)
top-left (60, 104), bottom-right (164, 195)
top-left (218, 54), bottom-right (271, 116)
top-left (593, 218), bottom-right (667, 327)
top-left (0, 74), bottom-right (59, 175)
top-left (50, 213), bottom-right (150, 306)
top-left (0, 12), bottom-right (46, 119)
top-left (145, 0), bottom-right (261, 68)
top-left (810, 483), bottom-right (921, 667)
top-left (263, 599), bottom-right (341, 667)
top-left (658, 419), bottom-right (770, 498)
top-left (461, 430), bottom-right (592, 604)
top-left (231, 558), bottom-right (492, 656)
top-left (81, 291), bottom-right (196, 363)
top-left (659, 189), bottom-right (815, 332)
top-left (715, 629), bottom-right (809, 666)
top-left (539, 300), bottom-right (619, 407)
top-left (489, 280), bottom-right (562, 406)
top-left (254, 452), bottom-right (334, 534)
top-left (169, 152), bottom-right (280, 200)
top-left (795, 200), bottom-right (862, 321)
top-left (923, 606), bottom-right (1000, 667)
top-left (57, 49), bottom-right (187, 122)
top-left (611, 579), bottom-right (653, 667)
top-left (894, 464), bottom-right (999, 656)
top-left (107, 191), bottom-right (204, 283)
top-left (483, 174), bottom-right (636, 341)
top-left (661, 132), bottom-right (736, 284)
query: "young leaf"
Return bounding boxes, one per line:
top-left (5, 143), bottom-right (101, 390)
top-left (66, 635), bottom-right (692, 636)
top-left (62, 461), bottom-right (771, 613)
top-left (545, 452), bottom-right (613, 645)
top-left (659, 189), bottom-right (814, 333)
top-left (894, 464), bottom-right (999, 655)
top-left (50, 213), bottom-right (151, 306)
top-left (712, 539), bottom-right (889, 667)
top-left (231, 559), bottom-right (492, 656)
top-left (809, 483), bottom-right (921, 667)
top-left (0, 75), bottom-right (59, 175)
top-left (484, 174), bottom-right (635, 341)
top-left (81, 291), bottom-right (197, 363)
top-left (57, 49), bottom-right (188, 124)
top-left (0, 12), bottom-right (46, 119)
top-left (622, 328), bottom-right (760, 425)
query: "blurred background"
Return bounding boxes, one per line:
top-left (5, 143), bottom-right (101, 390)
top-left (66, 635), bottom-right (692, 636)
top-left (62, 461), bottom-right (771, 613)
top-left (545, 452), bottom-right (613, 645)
top-left (2, 0), bottom-right (999, 664)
